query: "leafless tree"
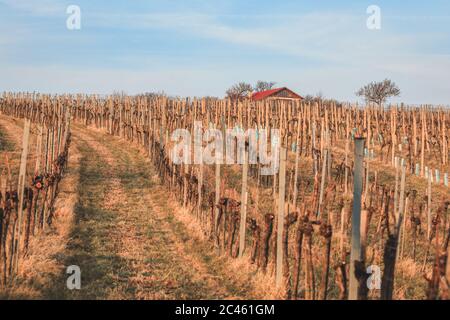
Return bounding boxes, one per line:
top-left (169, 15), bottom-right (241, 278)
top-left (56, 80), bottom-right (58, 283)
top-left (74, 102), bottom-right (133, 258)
top-left (254, 81), bottom-right (277, 92)
top-left (303, 95), bottom-right (315, 103)
top-left (356, 79), bottom-right (401, 106)
top-left (303, 92), bottom-right (324, 103)
top-left (226, 82), bottom-right (253, 102)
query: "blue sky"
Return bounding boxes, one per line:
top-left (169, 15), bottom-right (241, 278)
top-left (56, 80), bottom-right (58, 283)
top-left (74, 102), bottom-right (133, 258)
top-left (1, 0), bottom-right (449, 104)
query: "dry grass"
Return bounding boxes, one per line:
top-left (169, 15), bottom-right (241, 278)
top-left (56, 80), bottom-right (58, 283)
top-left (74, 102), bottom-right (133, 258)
top-left (0, 116), bottom-right (82, 299)
top-left (1, 124), bottom-right (272, 300)
top-left (1, 115), bottom-right (445, 300)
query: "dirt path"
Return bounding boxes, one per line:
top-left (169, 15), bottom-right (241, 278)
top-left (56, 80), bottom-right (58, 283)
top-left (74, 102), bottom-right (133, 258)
top-left (35, 124), bottom-right (265, 300)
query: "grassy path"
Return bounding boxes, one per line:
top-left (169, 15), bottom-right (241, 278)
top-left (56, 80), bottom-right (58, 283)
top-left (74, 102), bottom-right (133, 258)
top-left (41, 125), bottom-right (262, 300)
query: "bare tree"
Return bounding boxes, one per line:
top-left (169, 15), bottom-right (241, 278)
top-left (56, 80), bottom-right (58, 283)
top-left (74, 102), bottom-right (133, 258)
top-left (303, 94), bottom-right (315, 103)
top-left (226, 82), bottom-right (253, 102)
top-left (254, 81), bottom-right (277, 92)
top-left (303, 92), bottom-right (324, 104)
top-left (356, 79), bottom-right (401, 106)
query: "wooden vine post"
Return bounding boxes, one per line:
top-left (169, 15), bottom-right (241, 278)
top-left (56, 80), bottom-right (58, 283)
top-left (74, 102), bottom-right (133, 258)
top-left (348, 137), bottom-right (365, 300)
top-left (381, 158), bottom-right (407, 300)
top-left (12, 119), bottom-right (31, 276)
top-left (197, 162), bottom-right (203, 221)
top-left (317, 148), bottom-right (327, 217)
top-left (34, 124), bottom-right (43, 174)
top-left (427, 174), bottom-right (432, 239)
top-left (276, 147), bottom-right (287, 288)
top-left (421, 111), bottom-right (425, 176)
top-left (292, 110), bottom-right (302, 209)
top-left (214, 130), bottom-right (221, 251)
top-left (396, 163), bottom-right (406, 260)
top-left (238, 144), bottom-right (249, 258)
top-left (2, 92), bottom-right (449, 299)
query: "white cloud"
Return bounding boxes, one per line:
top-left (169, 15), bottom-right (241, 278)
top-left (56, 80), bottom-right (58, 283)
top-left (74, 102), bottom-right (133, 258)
top-left (90, 11), bottom-right (430, 65)
top-left (1, 7), bottom-right (449, 105)
top-left (0, 0), bottom-right (64, 15)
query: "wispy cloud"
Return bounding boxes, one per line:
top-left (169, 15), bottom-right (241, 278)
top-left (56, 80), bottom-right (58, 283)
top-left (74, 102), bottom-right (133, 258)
top-left (90, 11), bottom-right (435, 66)
top-left (1, 1), bottom-right (449, 104)
top-left (90, 12), bottom-right (369, 58)
top-left (0, 0), bottom-right (65, 15)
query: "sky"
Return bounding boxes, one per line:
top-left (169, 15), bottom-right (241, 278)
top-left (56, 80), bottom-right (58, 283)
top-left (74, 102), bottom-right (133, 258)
top-left (0, 0), bottom-right (449, 104)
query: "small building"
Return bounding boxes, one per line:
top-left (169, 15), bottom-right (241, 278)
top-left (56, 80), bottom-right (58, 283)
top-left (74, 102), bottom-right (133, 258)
top-left (251, 87), bottom-right (303, 101)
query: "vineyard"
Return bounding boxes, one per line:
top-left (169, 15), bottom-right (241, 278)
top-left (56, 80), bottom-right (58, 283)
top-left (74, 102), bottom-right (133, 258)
top-left (0, 92), bottom-right (449, 300)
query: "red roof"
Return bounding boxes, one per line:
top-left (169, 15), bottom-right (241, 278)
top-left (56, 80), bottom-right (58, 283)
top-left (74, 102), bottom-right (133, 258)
top-left (251, 87), bottom-right (302, 101)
